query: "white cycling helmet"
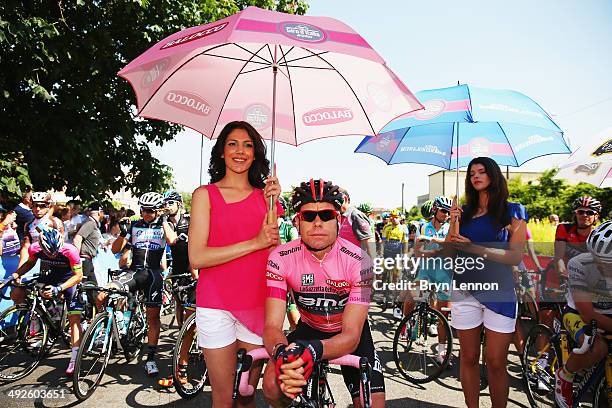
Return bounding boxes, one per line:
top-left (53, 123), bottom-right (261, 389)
top-left (138, 192), bottom-right (164, 210)
top-left (32, 191), bottom-right (52, 203)
top-left (587, 221), bottom-right (612, 263)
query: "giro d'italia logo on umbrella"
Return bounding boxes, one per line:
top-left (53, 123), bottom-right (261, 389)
top-left (414, 99), bottom-right (447, 121)
top-left (279, 22), bottom-right (327, 43)
top-left (374, 133), bottom-right (399, 154)
top-left (244, 104), bottom-right (271, 130)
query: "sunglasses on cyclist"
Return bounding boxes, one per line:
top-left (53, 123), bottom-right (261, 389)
top-left (575, 209), bottom-right (597, 216)
top-left (438, 208), bottom-right (450, 215)
top-left (141, 208), bottom-right (157, 214)
top-left (33, 203), bottom-right (49, 209)
top-left (164, 200), bottom-right (179, 207)
top-left (298, 210), bottom-right (338, 222)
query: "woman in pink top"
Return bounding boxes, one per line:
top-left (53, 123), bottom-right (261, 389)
top-left (189, 121), bottom-right (281, 408)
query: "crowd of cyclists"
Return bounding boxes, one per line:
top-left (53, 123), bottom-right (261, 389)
top-left (0, 120), bottom-right (610, 407)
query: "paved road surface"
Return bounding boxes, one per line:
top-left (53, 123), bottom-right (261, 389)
top-left (0, 307), bottom-right (533, 407)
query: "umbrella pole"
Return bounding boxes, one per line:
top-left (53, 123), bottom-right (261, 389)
top-left (268, 46), bottom-right (279, 223)
top-left (452, 123), bottom-right (460, 235)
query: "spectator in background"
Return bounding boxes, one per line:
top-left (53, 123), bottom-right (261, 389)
top-left (13, 190), bottom-right (33, 242)
top-left (73, 202), bottom-right (104, 285)
top-left (338, 188), bottom-right (374, 259)
top-left (0, 205), bottom-right (19, 256)
top-left (65, 200), bottom-right (86, 244)
top-left (548, 213), bottom-right (560, 226)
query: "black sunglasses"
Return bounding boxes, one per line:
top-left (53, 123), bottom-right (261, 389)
top-left (141, 208), bottom-right (156, 214)
top-left (576, 209), bottom-right (597, 216)
top-left (438, 208), bottom-right (450, 215)
top-left (299, 210), bottom-right (338, 222)
top-left (164, 200), bottom-right (179, 207)
top-left (33, 203), bottom-right (49, 209)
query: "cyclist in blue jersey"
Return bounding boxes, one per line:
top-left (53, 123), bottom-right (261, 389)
top-left (97, 192), bottom-right (177, 376)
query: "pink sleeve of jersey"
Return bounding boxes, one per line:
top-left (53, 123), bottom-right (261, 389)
top-left (265, 250), bottom-right (288, 300)
top-left (348, 253), bottom-right (373, 306)
top-left (62, 244), bottom-right (82, 267)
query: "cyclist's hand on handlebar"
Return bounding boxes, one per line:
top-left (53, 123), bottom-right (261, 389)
top-left (42, 285), bottom-right (61, 299)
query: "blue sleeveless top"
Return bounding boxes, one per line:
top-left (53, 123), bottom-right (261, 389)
top-left (455, 202), bottom-right (527, 318)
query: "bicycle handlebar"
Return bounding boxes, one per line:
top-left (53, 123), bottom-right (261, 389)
top-left (234, 347), bottom-right (364, 398)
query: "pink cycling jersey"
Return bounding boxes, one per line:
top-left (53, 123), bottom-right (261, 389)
top-left (28, 242), bottom-right (82, 271)
top-left (266, 237), bottom-right (373, 333)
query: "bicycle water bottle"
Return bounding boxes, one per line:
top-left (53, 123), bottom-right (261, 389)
top-left (115, 311), bottom-right (125, 334)
top-left (121, 310), bottom-right (132, 335)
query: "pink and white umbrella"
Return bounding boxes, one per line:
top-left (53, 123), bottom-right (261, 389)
top-left (118, 6), bottom-right (422, 173)
top-left (555, 127), bottom-right (612, 188)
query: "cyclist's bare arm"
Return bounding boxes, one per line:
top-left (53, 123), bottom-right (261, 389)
top-left (263, 297), bottom-right (288, 356)
top-left (526, 240), bottom-right (542, 269)
top-left (321, 303), bottom-right (368, 360)
top-left (359, 239), bottom-right (374, 260)
top-left (573, 290), bottom-right (612, 332)
top-left (111, 235), bottom-right (127, 254)
top-left (553, 240), bottom-right (567, 276)
top-left (18, 236), bottom-right (31, 268)
top-left (162, 220), bottom-right (178, 245)
top-left (59, 264), bottom-right (84, 291)
top-left (12, 257), bottom-right (37, 279)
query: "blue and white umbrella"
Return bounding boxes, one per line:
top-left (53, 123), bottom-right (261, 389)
top-left (355, 84), bottom-right (570, 192)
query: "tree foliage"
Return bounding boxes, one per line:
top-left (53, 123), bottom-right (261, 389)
top-left (508, 169), bottom-right (611, 221)
top-left (0, 0), bottom-right (308, 201)
top-left (0, 152), bottom-right (32, 205)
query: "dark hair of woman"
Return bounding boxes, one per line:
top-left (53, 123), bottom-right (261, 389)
top-left (462, 156), bottom-right (509, 227)
top-left (208, 121), bottom-right (270, 189)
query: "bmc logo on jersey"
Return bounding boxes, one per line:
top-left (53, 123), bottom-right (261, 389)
top-left (326, 279), bottom-right (350, 291)
top-left (266, 271), bottom-right (284, 281)
top-left (297, 295), bottom-right (348, 309)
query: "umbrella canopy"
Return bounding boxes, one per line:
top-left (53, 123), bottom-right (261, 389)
top-left (118, 6), bottom-right (422, 146)
top-left (354, 84), bottom-right (569, 170)
top-left (554, 127), bottom-right (612, 188)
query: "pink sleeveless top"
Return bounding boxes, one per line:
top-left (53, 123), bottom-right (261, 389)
top-left (196, 184), bottom-right (271, 336)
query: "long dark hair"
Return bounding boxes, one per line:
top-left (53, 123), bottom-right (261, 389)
top-left (208, 121), bottom-right (270, 189)
top-left (462, 157), bottom-right (509, 227)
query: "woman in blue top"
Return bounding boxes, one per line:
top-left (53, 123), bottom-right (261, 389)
top-left (447, 157), bottom-right (526, 408)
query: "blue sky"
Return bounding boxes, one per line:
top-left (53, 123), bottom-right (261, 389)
top-left (151, 0), bottom-right (612, 208)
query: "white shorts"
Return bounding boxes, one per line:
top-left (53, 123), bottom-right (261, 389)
top-left (450, 292), bottom-right (517, 334)
top-left (196, 307), bottom-right (263, 349)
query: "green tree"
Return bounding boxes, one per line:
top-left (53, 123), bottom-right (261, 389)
top-left (507, 168), bottom-right (611, 221)
top-left (356, 202), bottom-right (373, 216)
top-left (0, 152), bottom-right (32, 205)
top-left (180, 191), bottom-right (192, 213)
top-left (0, 0), bottom-right (308, 201)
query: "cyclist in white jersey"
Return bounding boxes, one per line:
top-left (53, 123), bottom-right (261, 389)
top-left (554, 221), bottom-right (612, 408)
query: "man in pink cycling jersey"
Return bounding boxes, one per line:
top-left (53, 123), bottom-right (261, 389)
top-left (262, 179), bottom-right (384, 408)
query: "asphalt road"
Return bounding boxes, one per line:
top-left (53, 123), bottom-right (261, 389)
top-left (0, 307), bottom-right (533, 407)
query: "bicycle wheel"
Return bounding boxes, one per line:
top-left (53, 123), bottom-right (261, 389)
top-left (0, 305), bottom-right (49, 381)
top-left (393, 307), bottom-right (452, 384)
top-left (593, 375), bottom-right (610, 408)
top-left (161, 279), bottom-right (175, 317)
top-left (174, 313), bottom-right (207, 399)
top-left (522, 324), bottom-right (560, 407)
top-left (73, 312), bottom-right (112, 401)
